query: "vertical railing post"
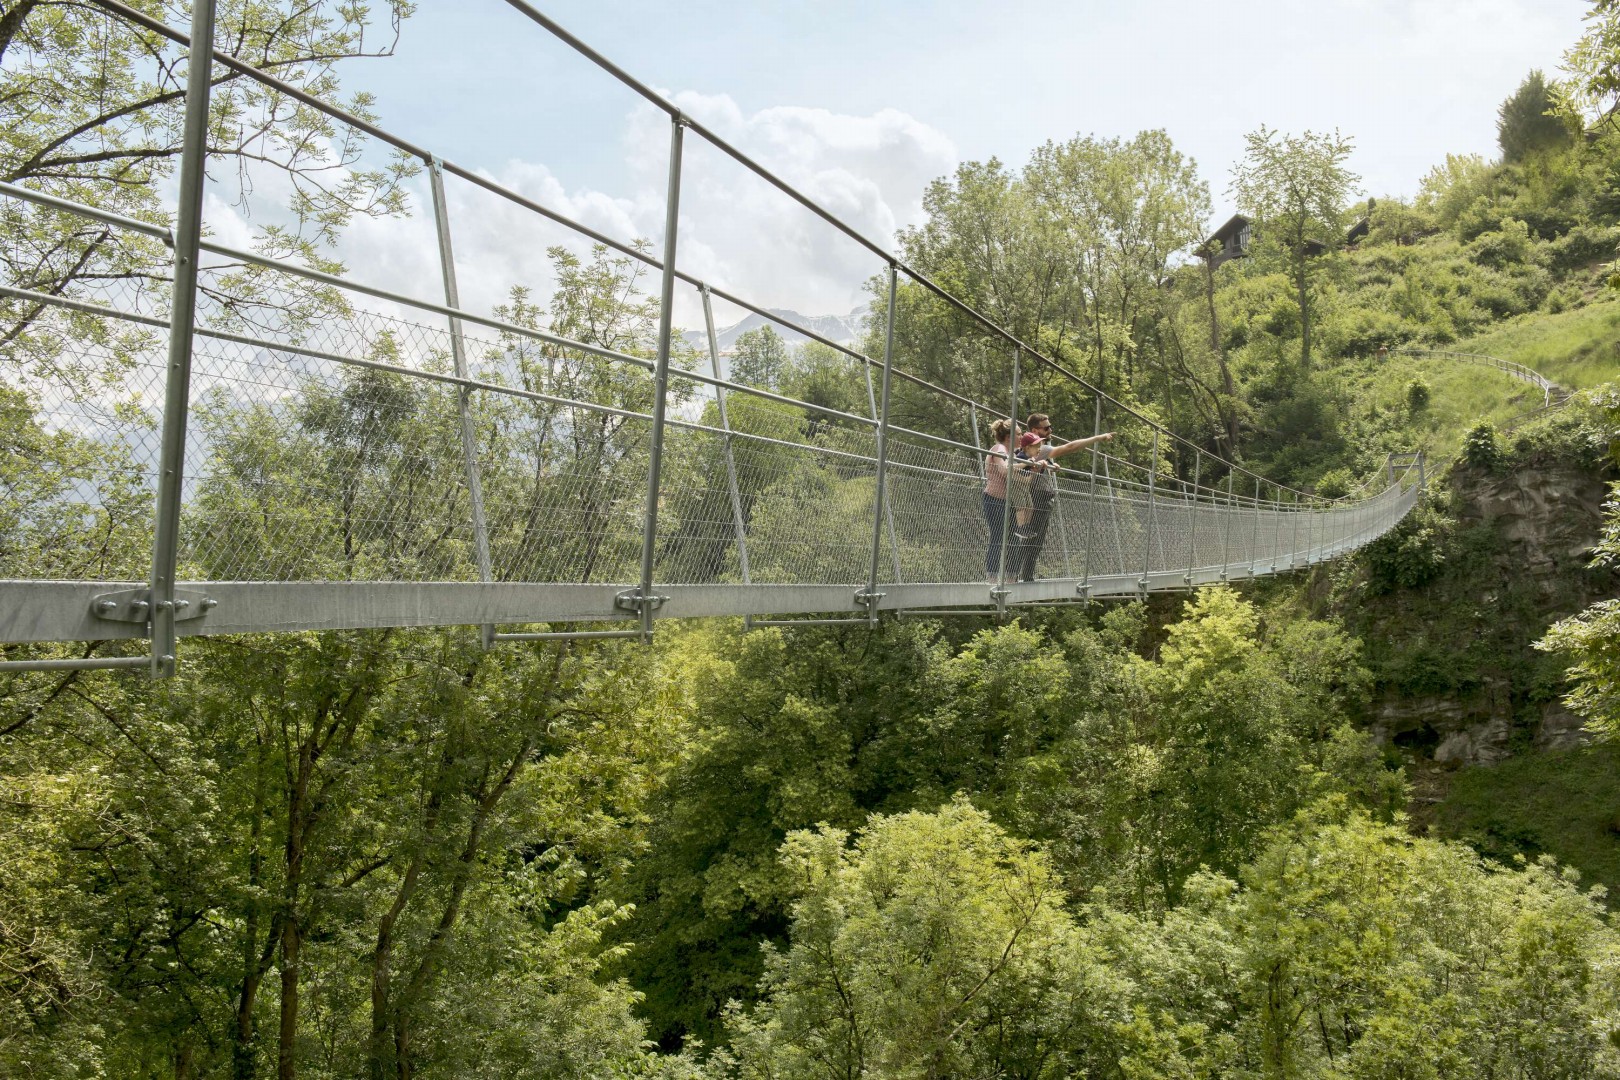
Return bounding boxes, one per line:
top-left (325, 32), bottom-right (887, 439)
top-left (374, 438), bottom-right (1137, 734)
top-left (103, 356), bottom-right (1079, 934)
top-left (1309, 493), bottom-right (1318, 564)
top-left (1269, 488), bottom-right (1281, 572)
top-left (1185, 450), bottom-right (1202, 587)
top-left (861, 309), bottom-right (902, 590)
top-left (701, 284), bottom-right (752, 629)
top-left (1219, 470), bottom-right (1234, 582)
top-left (148, 0), bottom-right (217, 678)
top-left (630, 114), bottom-right (684, 643)
top-left (1289, 489), bottom-right (1301, 570)
top-left (1140, 430), bottom-right (1158, 593)
top-left (1052, 433), bottom-right (1074, 580)
top-left (969, 403), bottom-right (985, 478)
top-left (995, 349), bottom-right (1021, 612)
top-left (861, 264), bottom-right (899, 625)
top-left (1079, 395), bottom-right (1101, 596)
top-left (427, 156), bottom-right (495, 648)
top-left (1250, 476), bottom-right (1262, 577)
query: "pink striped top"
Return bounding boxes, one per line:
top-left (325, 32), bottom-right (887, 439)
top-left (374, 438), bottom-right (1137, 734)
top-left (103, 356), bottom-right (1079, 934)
top-left (984, 442), bottom-right (1010, 499)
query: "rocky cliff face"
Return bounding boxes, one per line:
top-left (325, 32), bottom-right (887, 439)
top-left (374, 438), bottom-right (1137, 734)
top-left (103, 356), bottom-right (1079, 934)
top-left (1364, 459), bottom-right (1615, 767)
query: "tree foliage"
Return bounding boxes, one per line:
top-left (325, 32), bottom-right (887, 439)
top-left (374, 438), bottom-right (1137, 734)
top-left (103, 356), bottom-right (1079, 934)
top-left (1499, 69), bottom-right (1575, 162)
top-left (1230, 126), bottom-right (1360, 370)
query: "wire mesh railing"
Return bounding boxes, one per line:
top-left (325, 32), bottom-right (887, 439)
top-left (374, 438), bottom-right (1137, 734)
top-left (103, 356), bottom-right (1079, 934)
top-left (1, 0), bottom-right (1429, 674)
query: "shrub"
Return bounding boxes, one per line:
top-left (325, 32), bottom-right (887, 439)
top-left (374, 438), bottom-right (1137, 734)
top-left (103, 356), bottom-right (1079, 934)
top-left (1405, 378), bottom-right (1432, 413)
top-left (1462, 421), bottom-right (1504, 470)
top-left (1362, 495), bottom-right (1456, 592)
top-left (1456, 195), bottom-right (1508, 242)
top-left (1466, 219), bottom-right (1533, 269)
top-left (1314, 467), bottom-right (1353, 500)
top-left (1545, 224), bottom-right (1620, 271)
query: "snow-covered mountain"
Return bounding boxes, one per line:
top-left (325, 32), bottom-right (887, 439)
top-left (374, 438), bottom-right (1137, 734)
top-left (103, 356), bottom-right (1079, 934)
top-left (684, 306), bottom-right (868, 353)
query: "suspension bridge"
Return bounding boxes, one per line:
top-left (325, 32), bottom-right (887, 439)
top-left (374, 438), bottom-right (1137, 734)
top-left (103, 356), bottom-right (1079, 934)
top-left (3, 0), bottom-right (1527, 677)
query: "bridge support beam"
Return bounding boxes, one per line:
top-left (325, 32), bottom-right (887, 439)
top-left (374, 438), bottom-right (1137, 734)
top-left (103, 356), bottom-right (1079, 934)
top-left (426, 154), bottom-right (496, 648)
top-left (629, 113), bottom-right (686, 642)
top-left (863, 263), bottom-right (901, 625)
top-left (148, 0), bottom-right (218, 678)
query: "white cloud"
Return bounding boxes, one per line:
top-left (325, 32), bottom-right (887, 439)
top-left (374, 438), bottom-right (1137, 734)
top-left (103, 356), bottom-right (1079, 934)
top-left (200, 94), bottom-right (956, 349)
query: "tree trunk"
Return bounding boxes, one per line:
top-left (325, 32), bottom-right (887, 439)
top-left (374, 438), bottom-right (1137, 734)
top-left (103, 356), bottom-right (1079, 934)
top-left (388, 735), bottom-right (535, 1077)
top-left (1296, 256), bottom-right (1311, 371)
top-left (234, 733), bottom-right (278, 1080)
top-left (277, 915), bottom-right (301, 1080)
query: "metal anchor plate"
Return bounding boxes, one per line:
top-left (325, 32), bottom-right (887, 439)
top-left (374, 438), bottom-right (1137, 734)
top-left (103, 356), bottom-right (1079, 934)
top-left (90, 588), bottom-right (215, 624)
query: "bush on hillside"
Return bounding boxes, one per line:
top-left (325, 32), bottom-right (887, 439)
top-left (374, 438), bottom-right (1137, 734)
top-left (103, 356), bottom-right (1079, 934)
top-left (1467, 219), bottom-right (1534, 269)
top-left (1332, 306), bottom-right (1415, 357)
top-left (1314, 467), bottom-right (1353, 500)
top-left (1462, 421), bottom-right (1504, 470)
top-left (1406, 378), bottom-right (1432, 413)
top-left (1362, 494), bottom-right (1456, 592)
top-left (1546, 224), bottom-right (1620, 271)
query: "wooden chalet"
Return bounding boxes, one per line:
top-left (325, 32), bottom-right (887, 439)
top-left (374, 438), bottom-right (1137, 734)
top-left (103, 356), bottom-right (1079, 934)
top-left (1200, 214), bottom-right (1252, 269)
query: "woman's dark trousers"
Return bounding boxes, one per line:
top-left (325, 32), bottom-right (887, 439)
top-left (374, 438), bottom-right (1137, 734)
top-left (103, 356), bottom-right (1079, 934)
top-left (982, 492), bottom-right (1011, 577)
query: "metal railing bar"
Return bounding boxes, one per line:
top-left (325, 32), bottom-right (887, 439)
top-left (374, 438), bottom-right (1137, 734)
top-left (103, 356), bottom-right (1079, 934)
top-left (440, 160), bottom-right (657, 269)
top-left (199, 326), bottom-right (652, 423)
top-left (0, 656), bottom-right (151, 673)
top-left (496, 0), bottom-right (673, 115)
top-left (0, 179), bottom-right (172, 241)
top-left (663, 364), bottom-right (878, 430)
top-left (492, 629), bottom-right (641, 642)
top-left (194, 237), bottom-right (653, 368)
top-left (0, 285), bottom-right (169, 329)
top-left (427, 155), bottom-right (495, 648)
top-left (634, 114), bottom-right (684, 642)
top-left (869, 265), bottom-right (902, 600)
top-left (0, 284), bottom-right (1066, 488)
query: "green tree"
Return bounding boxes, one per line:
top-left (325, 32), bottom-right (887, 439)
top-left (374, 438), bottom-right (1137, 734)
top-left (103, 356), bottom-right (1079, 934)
top-left (725, 800), bottom-right (1125, 1079)
top-left (1025, 130), bottom-right (1211, 396)
top-left (1498, 70), bottom-right (1575, 162)
top-left (1230, 126), bottom-right (1360, 370)
top-left (1557, 0), bottom-right (1620, 136)
top-left (728, 325), bottom-right (791, 391)
top-left (1093, 805), bottom-right (1620, 1078)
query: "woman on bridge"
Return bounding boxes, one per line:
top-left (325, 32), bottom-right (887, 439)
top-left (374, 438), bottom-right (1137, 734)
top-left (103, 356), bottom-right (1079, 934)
top-left (1013, 414), bottom-right (1113, 582)
top-left (982, 418), bottom-right (1021, 582)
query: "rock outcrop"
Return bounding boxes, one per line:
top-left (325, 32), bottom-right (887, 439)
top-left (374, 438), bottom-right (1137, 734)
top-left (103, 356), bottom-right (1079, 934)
top-left (1363, 457), bottom-right (1615, 767)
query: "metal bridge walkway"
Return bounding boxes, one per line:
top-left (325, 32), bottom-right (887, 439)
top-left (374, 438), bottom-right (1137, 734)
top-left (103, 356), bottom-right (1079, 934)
top-left (3, 0), bottom-right (1438, 674)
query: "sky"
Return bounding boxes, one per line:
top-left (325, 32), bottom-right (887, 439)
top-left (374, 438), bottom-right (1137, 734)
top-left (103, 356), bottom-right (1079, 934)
top-left (255, 0), bottom-right (1593, 329)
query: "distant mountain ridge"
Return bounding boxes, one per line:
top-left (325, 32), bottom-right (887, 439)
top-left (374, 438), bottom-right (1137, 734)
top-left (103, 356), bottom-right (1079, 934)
top-left (684, 306), bottom-right (868, 354)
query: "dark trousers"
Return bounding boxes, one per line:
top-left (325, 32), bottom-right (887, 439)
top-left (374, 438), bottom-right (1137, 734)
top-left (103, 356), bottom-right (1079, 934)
top-left (982, 492), bottom-right (1010, 576)
top-left (1016, 489), bottom-right (1056, 581)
